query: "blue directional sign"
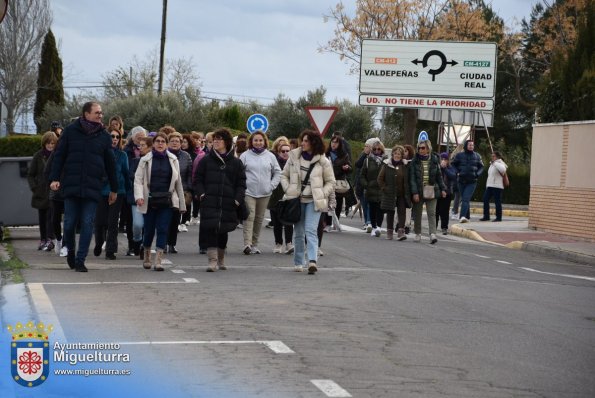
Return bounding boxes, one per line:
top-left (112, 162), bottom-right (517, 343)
top-left (418, 130), bottom-right (429, 142)
top-left (246, 114), bottom-right (269, 134)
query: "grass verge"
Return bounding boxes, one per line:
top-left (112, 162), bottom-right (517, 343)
top-left (0, 228), bottom-right (27, 284)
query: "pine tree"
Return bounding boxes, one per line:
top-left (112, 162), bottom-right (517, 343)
top-left (33, 29), bottom-right (64, 133)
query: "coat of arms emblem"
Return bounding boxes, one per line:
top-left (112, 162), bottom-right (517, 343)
top-left (8, 321), bottom-right (53, 387)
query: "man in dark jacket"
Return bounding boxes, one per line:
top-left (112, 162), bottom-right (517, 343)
top-left (451, 140), bottom-right (484, 223)
top-left (49, 101), bottom-right (118, 272)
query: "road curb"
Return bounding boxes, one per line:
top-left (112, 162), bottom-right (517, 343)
top-left (449, 224), bottom-right (488, 243)
top-left (470, 208), bottom-right (529, 217)
top-left (521, 242), bottom-right (595, 266)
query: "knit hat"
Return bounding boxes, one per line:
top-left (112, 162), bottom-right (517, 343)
top-left (50, 121), bottom-right (62, 130)
top-left (440, 152), bottom-right (449, 159)
top-left (365, 137), bottom-right (380, 146)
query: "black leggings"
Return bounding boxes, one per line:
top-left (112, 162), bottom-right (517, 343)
top-left (368, 201), bottom-right (384, 229)
top-left (167, 209), bottom-right (180, 246)
top-left (50, 200), bottom-right (64, 241)
top-left (38, 208), bottom-right (53, 241)
top-left (270, 208), bottom-right (293, 245)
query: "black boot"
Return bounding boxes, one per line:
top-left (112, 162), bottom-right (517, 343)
top-left (67, 250), bottom-right (76, 269)
top-left (168, 245), bottom-right (178, 254)
top-left (133, 241), bottom-right (141, 256)
top-left (105, 252), bottom-right (116, 260)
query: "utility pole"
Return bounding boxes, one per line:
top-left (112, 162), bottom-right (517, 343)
top-left (158, 0), bottom-right (168, 95)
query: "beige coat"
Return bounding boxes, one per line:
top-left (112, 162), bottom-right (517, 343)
top-left (134, 151), bottom-right (186, 214)
top-left (280, 148), bottom-right (335, 212)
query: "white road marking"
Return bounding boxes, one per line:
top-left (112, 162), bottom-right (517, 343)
top-left (496, 260), bottom-right (513, 264)
top-left (311, 380), bottom-right (352, 397)
top-left (171, 269), bottom-right (186, 274)
top-left (520, 267), bottom-right (595, 282)
top-left (118, 340), bottom-right (294, 354)
top-left (40, 280), bottom-right (198, 285)
top-left (475, 254), bottom-right (491, 259)
top-left (161, 259), bottom-right (173, 265)
top-left (27, 283), bottom-right (67, 342)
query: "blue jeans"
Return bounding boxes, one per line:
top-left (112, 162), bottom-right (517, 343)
top-left (458, 182), bottom-right (477, 220)
top-left (292, 202), bottom-right (320, 266)
top-left (483, 187), bottom-right (503, 220)
top-left (63, 197), bottom-right (99, 264)
top-left (142, 207), bottom-right (173, 250)
top-left (357, 191), bottom-right (371, 225)
top-left (131, 205), bottom-right (144, 242)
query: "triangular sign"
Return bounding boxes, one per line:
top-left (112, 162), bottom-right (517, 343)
top-left (305, 107), bottom-right (339, 136)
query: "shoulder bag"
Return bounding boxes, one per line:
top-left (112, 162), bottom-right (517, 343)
top-left (335, 179), bottom-right (350, 194)
top-left (149, 191), bottom-right (173, 209)
top-left (277, 162), bottom-right (317, 225)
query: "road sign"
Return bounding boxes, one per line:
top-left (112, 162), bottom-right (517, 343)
top-left (246, 114), bottom-right (269, 134)
top-left (418, 131), bottom-right (429, 142)
top-left (305, 107), bottom-right (338, 136)
top-left (359, 39), bottom-right (497, 110)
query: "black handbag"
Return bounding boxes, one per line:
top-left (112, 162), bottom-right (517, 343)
top-left (149, 191), bottom-right (173, 209)
top-left (277, 162), bottom-right (317, 225)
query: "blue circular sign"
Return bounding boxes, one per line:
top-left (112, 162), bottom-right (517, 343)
top-left (418, 130), bottom-right (429, 142)
top-left (246, 114), bottom-right (269, 134)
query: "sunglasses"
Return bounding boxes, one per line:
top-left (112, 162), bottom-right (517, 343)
top-left (373, 148), bottom-right (383, 152)
top-left (111, 134), bottom-right (120, 139)
top-left (280, 150), bottom-right (290, 153)
top-left (418, 146), bottom-right (427, 150)
top-left (154, 139), bottom-right (167, 144)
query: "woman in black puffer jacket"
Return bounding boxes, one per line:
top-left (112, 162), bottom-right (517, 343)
top-left (193, 128), bottom-right (246, 272)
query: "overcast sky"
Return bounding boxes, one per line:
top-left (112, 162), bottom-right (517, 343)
top-left (51, 0), bottom-right (539, 106)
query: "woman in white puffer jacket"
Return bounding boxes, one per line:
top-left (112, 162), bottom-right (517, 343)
top-left (480, 151), bottom-right (507, 222)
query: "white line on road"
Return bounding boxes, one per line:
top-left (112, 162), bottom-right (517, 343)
top-left (40, 280), bottom-right (198, 285)
top-left (496, 260), bottom-right (513, 264)
top-left (161, 259), bottom-right (173, 265)
top-left (311, 380), bottom-right (352, 397)
top-left (27, 283), bottom-right (67, 342)
top-left (118, 340), bottom-right (294, 354)
top-left (520, 267), bottom-right (595, 282)
top-left (171, 269), bottom-right (186, 274)
top-left (475, 254), bottom-right (491, 259)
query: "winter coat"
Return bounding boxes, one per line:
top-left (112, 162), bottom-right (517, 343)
top-left (101, 149), bottom-right (130, 196)
top-left (27, 150), bottom-right (51, 209)
top-left (191, 148), bottom-right (207, 185)
top-left (440, 165), bottom-right (457, 195)
top-left (408, 153), bottom-right (446, 198)
top-left (486, 159), bottom-right (507, 189)
top-left (377, 159), bottom-right (411, 211)
top-left (49, 118), bottom-right (117, 202)
top-left (44, 151), bottom-right (64, 202)
top-left (267, 155), bottom-right (288, 210)
top-left (171, 149), bottom-right (193, 191)
top-left (280, 148), bottom-right (335, 212)
top-left (127, 157), bottom-right (140, 205)
top-left (451, 143), bottom-right (484, 184)
top-left (328, 151), bottom-right (352, 182)
top-left (360, 155), bottom-right (387, 203)
top-left (134, 151), bottom-right (186, 214)
top-left (240, 149), bottom-right (281, 198)
top-left (353, 152), bottom-right (368, 195)
top-left (193, 150), bottom-right (246, 234)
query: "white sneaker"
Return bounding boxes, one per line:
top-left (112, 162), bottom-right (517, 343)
top-left (190, 217), bottom-right (199, 225)
top-left (184, 220), bottom-right (190, 226)
top-left (54, 239), bottom-right (61, 255)
top-left (285, 242), bottom-right (294, 254)
top-left (294, 265), bottom-right (304, 272)
top-left (459, 217), bottom-right (469, 223)
top-left (59, 246), bottom-right (68, 257)
top-left (178, 224), bottom-right (188, 232)
top-left (430, 233), bottom-right (437, 244)
top-left (451, 213), bottom-right (459, 220)
top-left (374, 227), bottom-right (381, 237)
top-left (318, 248), bottom-right (324, 257)
top-left (324, 225), bottom-right (332, 233)
top-left (273, 244), bottom-right (283, 253)
top-left (366, 225), bottom-right (373, 233)
top-left (414, 234), bottom-right (421, 242)
top-left (251, 246), bottom-right (261, 254)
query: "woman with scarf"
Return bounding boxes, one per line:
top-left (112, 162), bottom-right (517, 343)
top-left (408, 139), bottom-right (446, 244)
top-left (324, 136), bottom-right (352, 230)
top-left (28, 131), bottom-right (58, 251)
top-left (378, 145), bottom-right (411, 240)
top-left (134, 132), bottom-right (186, 271)
top-left (194, 128), bottom-right (246, 272)
top-left (93, 128), bottom-right (130, 260)
top-left (360, 141), bottom-right (388, 237)
top-left (267, 137), bottom-right (293, 254)
top-left (122, 126), bottom-right (147, 256)
top-left (239, 131), bottom-right (282, 255)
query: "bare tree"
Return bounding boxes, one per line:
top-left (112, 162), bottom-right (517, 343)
top-left (166, 57), bottom-right (199, 94)
top-left (0, 0), bottom-right (52, 134)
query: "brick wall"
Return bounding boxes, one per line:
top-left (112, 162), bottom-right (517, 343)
top-left (529, 186), bottom-right (595, 240)
top-left (530, 121), bottom-right (595, 241)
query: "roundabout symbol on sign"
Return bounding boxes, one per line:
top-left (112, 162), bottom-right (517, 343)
top-left (246, 114), bottom-right (269, 134)
top-left (412, 50), bottom-right (458, 82)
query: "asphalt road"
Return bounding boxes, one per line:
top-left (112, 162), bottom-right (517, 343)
top-left (4, 215), bottom-right (595, 398)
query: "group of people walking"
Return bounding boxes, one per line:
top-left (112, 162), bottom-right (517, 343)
top-left (28, 101), bottom-right (508, 274)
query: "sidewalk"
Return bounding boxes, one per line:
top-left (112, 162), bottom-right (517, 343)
top-left (450, 208), bottom-right (595, 266)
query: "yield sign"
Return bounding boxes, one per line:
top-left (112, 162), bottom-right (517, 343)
top-left (305, 107), bottom-right (338, 136)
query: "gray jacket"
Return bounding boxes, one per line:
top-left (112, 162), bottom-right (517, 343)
top-left (240, 149), bottom-right (281, 198)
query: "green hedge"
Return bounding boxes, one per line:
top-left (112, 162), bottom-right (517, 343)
top-left (0, 136), bottom-right (42, 157)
